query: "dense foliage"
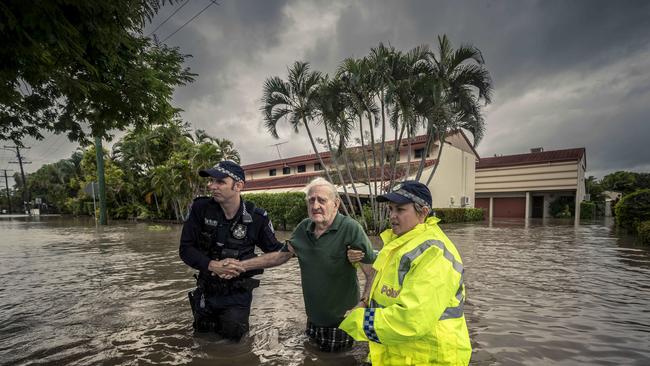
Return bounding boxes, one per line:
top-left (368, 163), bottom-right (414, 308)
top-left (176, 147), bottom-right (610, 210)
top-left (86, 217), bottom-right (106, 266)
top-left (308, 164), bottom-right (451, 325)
top-left (580, 201), bottom-right (596, 220)
top-left (601, 171), bottom-right (650, 195)
top-left (433, 208), bottom-right (484, 223)
top-left (3, 121), bottom-right (239, 220)
top-left (550, 196), bottom-right (575, 218)
top-left (614, 189), bottom-right (650, 233)
top-left (262, 36), bottom-right (493, 232)
top-left (242, 192), bottom-right (308, 231)
top-left (637, 220), bottom-right (650, 246)
top-left (1, 0), bottom-right (194, 143)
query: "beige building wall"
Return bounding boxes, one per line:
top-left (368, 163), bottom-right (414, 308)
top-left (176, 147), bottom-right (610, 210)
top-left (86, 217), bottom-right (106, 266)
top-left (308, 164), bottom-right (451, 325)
top-left (248, 161), bottom-right (326, 180)
top-left (476, 161), bottom-right (581, 193)
top-left (476, 158), bottom-right (586, 220)
top-left (419, 143), bottom-right (476, 208)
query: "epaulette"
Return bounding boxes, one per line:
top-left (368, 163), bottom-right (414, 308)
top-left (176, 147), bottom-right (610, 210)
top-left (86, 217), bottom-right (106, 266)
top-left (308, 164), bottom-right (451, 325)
top-left (253, 207), bottom-right (268, 217)
top-left (193, 195), bottom-right (211, 202)
top-left (244, 201), bottom-right (266, 217)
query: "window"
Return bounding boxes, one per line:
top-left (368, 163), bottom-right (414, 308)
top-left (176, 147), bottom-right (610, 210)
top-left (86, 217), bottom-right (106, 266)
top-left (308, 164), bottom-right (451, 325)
top-left (414, 148), bottom-right (429, 159)
top-left (314, 163), bottom-right (322, 171)
top-left (269, 168), bottom-right (276, 176)
top-left (282, 166), bottom-right (291, 175)
top-left (297, 165), bottom-right (306, 173)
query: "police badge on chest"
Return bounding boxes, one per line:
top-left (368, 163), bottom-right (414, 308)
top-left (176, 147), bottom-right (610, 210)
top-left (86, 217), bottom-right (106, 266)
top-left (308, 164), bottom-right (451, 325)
top-left (232, 224), bottom-right (247, 239)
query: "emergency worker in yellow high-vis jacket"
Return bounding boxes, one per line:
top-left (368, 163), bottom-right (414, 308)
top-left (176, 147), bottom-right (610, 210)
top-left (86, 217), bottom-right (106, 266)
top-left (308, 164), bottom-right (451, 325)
top-left (340, 181), bottom-right (471, 365)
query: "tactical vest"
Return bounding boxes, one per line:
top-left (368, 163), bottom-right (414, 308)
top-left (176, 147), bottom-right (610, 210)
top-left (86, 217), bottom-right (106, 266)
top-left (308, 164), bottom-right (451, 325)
top-left (198, 199), bottom-right (263, 278)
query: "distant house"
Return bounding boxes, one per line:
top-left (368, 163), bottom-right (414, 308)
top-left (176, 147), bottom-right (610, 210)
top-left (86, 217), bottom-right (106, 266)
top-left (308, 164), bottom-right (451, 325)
top-left (474, 147), bottom-right (587, 221)
top-left (241, 130), bottom-right (479, 208)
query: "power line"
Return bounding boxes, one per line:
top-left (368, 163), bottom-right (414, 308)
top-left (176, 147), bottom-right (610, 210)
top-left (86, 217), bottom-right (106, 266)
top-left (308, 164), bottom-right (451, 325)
top-left (147, 0), bottom-right (191, 37)
top-left (161, 0), bottom-right (219, 43)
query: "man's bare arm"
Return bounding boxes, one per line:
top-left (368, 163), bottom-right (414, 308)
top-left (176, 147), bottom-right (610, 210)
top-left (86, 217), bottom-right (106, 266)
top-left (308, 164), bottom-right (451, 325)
top-left (239, 251), bottom-right (293, 271)
top-left (360, 263), bottom-right (375, 304)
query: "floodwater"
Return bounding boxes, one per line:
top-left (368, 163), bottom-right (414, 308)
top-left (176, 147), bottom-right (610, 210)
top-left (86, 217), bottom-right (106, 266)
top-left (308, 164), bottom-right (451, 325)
top-left (1, 216), bottom-right (649, 365)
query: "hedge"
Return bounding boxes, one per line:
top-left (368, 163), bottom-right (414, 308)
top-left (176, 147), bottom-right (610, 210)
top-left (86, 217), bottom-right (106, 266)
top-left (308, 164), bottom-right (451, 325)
top-left (242, 192), bottom-right (308, 230)
top-left (580, 201), bottom-right (595, 220)
top-left (433, 208), bottom-right (484, 224)
top-left (638, 221), bottom-right (650, 246)
top-left (614, 189), bottom-right (650, 233)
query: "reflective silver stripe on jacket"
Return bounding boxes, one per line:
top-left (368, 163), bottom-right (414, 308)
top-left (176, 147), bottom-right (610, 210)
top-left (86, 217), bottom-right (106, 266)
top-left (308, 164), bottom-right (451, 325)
top-left (440, 272), bottom-right (465, 320)
top-left (396, 239), bottom-right (466, 320)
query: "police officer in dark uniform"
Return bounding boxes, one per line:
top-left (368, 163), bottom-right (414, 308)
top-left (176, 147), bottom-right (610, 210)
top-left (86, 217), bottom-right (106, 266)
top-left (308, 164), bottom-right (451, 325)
top-left (179, 160), bottom-right (283, 341)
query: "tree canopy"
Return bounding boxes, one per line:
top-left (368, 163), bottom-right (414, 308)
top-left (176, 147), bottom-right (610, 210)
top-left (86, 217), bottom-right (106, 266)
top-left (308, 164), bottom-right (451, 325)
top-left (261, 36), bottom-right (493, 232)
top-left (0, 0), bottom-right (194, 143)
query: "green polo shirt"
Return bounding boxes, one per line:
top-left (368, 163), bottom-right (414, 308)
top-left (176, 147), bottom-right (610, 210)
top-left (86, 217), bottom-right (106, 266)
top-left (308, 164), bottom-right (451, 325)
top-left (290, 213), bottom-right (375, 327)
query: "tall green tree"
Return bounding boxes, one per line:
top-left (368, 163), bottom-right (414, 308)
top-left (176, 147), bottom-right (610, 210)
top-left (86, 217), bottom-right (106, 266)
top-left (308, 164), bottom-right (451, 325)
top-left (1, 0), bottom-right (194, 142)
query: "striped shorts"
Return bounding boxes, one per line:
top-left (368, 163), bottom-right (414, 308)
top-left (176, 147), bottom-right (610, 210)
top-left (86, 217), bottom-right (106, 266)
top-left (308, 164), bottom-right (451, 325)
top-left (306, 321), bottom-right (354, 352)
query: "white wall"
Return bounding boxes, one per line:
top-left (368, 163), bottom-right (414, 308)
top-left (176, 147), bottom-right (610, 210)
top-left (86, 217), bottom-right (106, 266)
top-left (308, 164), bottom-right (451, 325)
top-left (420, 143), bottom-right (476, 208)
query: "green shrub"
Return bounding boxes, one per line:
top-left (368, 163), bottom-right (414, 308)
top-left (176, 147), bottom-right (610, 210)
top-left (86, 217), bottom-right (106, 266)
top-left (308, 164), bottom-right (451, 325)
top-left (464, 208), bottom-right (484, 221)
top-left (434, 208), bottom-right (484, 223)
top-left (550, 196), bottom-right (575, 218)
top-left (636, 220), bottom-right (650, 245)
top-left (638, 221), bottom-right (650, 245)
top-left (243, 192), bottom-right (308, 230)
top-left (615, 189), bottom-right (650, 232)
top-left (580, 201), bottom-right (596, 219)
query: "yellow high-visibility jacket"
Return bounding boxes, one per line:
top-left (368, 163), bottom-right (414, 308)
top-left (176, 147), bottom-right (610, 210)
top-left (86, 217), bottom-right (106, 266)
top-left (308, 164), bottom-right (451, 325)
top-left (339, 217), bottom-right (471, 365)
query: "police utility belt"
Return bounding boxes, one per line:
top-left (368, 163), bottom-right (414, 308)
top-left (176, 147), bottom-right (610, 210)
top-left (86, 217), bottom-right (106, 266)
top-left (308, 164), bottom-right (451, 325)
top-left (196, 273), bottom-right (260, 295)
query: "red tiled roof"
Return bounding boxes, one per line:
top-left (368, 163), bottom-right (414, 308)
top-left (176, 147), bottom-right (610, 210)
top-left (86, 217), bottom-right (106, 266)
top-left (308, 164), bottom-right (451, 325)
top-left (241, 134), bottom-right (437, 171)
top-left (242, 172), bottom-right (323, 191)
top-left (241, 160), bottom-right (436, 191)
top-left (477, 148), bottom-right (585, 169)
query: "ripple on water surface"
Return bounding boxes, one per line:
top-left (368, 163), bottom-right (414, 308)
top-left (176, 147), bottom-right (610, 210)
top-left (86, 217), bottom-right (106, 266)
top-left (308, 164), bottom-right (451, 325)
top-left (1, 216), bottom-right (649, 365)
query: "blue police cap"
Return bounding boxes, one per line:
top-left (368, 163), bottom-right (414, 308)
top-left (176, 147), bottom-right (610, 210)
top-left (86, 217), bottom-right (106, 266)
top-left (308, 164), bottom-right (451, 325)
top-left (377, 180), bottom-right (432, 208)
top-left (199, 160), bottom-right (245, 182)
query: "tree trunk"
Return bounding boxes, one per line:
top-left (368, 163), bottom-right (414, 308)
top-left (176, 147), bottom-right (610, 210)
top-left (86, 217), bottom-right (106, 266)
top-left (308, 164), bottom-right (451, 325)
top-left (357, 113), bottom-right (377, 228)
top-left (324, 124), bottom-right (356, 217)
top-left (426, 131), bottom-right (447, 185)
top-left (415, 118), bottom-right (435, 181)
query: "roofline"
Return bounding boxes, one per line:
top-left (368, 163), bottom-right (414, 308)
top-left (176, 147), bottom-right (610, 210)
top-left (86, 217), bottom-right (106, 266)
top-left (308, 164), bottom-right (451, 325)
top-left (242, 132), bottom-right (465, 171)
top-left (477, 147), bottom-right (586, 169)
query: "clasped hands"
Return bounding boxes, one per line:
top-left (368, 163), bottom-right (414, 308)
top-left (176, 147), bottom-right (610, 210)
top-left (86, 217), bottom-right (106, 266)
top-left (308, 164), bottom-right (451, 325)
top-left (208, 258), bottom-right (245, 279)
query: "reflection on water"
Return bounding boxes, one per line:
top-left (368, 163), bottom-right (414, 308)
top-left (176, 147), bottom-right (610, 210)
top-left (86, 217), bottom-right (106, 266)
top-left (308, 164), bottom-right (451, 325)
top-left (0, 216), bottom-right (649, 365)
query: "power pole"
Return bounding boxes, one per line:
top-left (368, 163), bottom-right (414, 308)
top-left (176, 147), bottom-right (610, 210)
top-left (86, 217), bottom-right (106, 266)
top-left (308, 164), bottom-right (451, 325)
top-left (94, 136), bottom-right (107, 225)
top-left (1, 169), bottom-right (13, 214)
top-left (4, 145), bottom-right (31, 214)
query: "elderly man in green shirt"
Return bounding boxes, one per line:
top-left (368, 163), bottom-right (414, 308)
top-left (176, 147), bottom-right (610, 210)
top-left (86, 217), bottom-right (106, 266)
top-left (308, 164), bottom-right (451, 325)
top-left (225, 177), bottom-right (375, 352)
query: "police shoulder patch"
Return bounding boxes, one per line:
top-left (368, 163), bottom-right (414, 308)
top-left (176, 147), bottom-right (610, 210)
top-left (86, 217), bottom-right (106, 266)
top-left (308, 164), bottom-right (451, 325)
top-left (253, 207), bottom-right (268, 217)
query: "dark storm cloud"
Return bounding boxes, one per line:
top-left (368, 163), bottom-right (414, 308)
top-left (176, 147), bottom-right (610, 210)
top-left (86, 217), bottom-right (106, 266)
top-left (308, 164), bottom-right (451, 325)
top-left (17, 0), bottom-right (650, 179)
top-left (300, 0), bottom-right (650, 177)
top-left (147, 0), bottom-right (291, 107)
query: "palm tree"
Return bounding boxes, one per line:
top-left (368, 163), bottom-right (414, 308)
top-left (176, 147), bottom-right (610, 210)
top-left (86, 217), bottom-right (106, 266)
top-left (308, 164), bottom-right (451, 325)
top-left (213, 138), bottom-right (241, 163)
top-left (338, 57), bottom-right (381, 223)
top-left (421, 35), bottom-right (493, 185)
top-left (261, 61), bottom-right (335, 185)
top-left (313, 76), bottom-right (360, 218)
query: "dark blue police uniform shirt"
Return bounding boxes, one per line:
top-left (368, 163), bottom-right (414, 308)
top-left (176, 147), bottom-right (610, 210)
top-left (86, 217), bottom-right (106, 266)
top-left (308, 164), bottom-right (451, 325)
top-left (179, 197), bottom-right (283, 272)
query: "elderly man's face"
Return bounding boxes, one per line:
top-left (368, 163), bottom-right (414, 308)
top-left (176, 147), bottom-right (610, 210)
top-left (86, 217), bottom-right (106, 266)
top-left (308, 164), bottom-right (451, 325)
top-left (307, 185), bottom-right (339, 226)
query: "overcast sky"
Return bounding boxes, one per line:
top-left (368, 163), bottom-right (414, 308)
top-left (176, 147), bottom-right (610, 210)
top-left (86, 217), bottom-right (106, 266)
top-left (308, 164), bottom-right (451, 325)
top-left (3, 0), bottom-right (649, 184)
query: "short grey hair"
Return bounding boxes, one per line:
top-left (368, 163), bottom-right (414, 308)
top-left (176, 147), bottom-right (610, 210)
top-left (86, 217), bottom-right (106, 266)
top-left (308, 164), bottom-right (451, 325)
top-left (305, 177), bottom-right (339, 202)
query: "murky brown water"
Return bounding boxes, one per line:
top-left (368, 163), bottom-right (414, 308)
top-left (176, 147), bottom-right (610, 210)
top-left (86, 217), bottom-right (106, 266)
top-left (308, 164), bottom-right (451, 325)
top-left (1, 216), bottom-right (649, 365)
